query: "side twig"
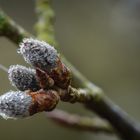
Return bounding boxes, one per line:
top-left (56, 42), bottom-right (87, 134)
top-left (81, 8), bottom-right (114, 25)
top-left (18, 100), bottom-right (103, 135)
top-left (47, 109), bottom-right (114, 134)
top-left (35, 0), bottom-right (56, 46)
top-left (0, 64), bottom-right (8, 72)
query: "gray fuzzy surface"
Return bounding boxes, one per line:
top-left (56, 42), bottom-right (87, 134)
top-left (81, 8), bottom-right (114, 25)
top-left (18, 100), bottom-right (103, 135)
top-left (8, 65), bottom-right (40, 91)
top-left (18, 38), bottom-right (58, 72)
top-left (0, 91), bottom-right (32, 119)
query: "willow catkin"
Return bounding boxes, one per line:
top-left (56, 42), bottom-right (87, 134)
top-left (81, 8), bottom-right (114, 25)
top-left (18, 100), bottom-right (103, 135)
top-left (8, 65), bottom-right (40, 91)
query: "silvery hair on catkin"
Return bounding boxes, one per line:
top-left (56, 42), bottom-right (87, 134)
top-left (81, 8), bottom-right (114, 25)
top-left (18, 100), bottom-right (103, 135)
top-left (8, 65), bottom-right (40, 91)
top-left (0, 91), bottom-right (32, 119)
top-left (18, 38), bottom-right (58, 72)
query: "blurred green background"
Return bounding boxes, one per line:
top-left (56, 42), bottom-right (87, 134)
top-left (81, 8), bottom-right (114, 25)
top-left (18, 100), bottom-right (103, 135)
top-left (0, 0), bottom-right (140, 140)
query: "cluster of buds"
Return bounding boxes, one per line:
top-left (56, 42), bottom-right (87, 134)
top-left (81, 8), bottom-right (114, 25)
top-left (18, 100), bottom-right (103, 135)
top-left (19, 38), bottom-right (71, 89)
top-left (0, 38), bottom-right (71, 119)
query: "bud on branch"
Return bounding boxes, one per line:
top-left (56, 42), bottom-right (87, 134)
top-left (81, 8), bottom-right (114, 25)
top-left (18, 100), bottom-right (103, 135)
top-left (0, 90), bottom-right (59, 119)
top-left (8, 65), bottom-right (40, 91)
top-left (19, 38), bottom-right (71, 89)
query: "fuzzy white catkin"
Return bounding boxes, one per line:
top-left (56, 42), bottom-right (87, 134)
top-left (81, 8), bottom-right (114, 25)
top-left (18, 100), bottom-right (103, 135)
top-left (8, 65), bottom-right (40, 91)
top-left (18, 38), bottom-right (58, 72)
top-left (0, 91), bottom-right (32, 119)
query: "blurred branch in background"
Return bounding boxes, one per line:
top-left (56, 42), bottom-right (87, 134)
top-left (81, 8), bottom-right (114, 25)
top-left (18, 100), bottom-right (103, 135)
top-left (47, 109), bottom-right (114, 134)
top-left (0, 0), bottom-right (140, 140)
top-left (0, 64), bottom-right (8, 72)
top-left (35, 0), bottom-right (56, 46)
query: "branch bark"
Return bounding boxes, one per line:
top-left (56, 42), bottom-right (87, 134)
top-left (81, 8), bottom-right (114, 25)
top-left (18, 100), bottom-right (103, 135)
top-left (0, 9), bottom-right (30, 43)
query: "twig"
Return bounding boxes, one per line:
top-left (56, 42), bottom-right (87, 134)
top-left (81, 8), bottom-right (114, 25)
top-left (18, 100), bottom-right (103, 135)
top-left (0, 64), bottom-right (8, 72)
top-left (0, 9), bottom-right (30, 44)
top-left (35, 0), bottom-right (56, 46)
top-left (47, 109), bottom-right (114, 134)
top-left (0, 6), bottom-right (139, 140)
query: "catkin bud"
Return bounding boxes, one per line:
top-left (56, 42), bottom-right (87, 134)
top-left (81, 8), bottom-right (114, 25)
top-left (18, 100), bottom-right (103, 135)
top-left (0, 91), bottom-right (32, 119)
top-left (19, 38), bottom-right (58, 72)
top-left (0, 90), bottom-right (59, 119)
top-left (19, 38), bottom-right (71, 89)
top-left (8, 65), bottom-right (40, 91)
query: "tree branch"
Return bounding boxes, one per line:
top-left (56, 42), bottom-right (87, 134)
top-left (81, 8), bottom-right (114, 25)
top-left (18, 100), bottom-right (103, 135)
top-left (0, 9), bottom-right (30, 43)
top-left (0, 4), bottom-right (140, 140)
top-left (47, 109), bottom-right (114, 134)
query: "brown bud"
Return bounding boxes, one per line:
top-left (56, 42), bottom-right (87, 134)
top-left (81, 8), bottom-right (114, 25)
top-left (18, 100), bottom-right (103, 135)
top-left (36, 68), bottom-right (54, 89)
top-left (49, 59), bottom-right (71, 89)
top-left (19, 38), bottom-right (71, 89)
top-left (28, 89), bottom-right (60, 116)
